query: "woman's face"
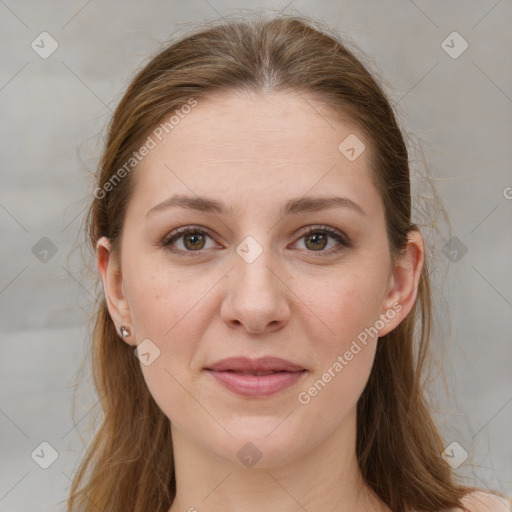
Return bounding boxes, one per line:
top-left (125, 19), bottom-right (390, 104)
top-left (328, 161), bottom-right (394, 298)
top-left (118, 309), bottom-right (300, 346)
top-left (98, 90), bottom-right (421, 467)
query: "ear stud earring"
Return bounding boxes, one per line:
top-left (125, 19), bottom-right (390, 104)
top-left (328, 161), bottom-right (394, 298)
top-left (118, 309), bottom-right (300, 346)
top-left (119, 325), bottom-right (130, 338)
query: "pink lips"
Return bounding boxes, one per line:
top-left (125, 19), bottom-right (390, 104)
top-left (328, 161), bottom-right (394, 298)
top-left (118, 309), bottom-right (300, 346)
top-left (204, 357), bottom-right (307, 397)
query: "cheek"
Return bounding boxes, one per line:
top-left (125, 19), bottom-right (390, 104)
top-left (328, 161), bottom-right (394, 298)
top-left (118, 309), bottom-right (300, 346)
top-left (123, 255), bottom-right (203, 339)
top-left (121, 258), bottom-right (212, 424)
top-left (300, 269), bottom-right (385, 353)
top-left (129, 285), bottom-right (200, 430)
top-left (291, 268), bottom-right (386, 407)
top-left (291, 275), bottom-right (383, 420)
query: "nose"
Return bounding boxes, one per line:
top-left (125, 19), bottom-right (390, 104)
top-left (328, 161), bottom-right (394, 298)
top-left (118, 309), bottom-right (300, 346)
top-left (220, 248), bottom-right (291, 335)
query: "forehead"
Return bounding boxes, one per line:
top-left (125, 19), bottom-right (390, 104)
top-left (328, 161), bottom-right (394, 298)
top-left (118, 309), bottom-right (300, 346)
top-left (128, 90), bottom-right (383, 220)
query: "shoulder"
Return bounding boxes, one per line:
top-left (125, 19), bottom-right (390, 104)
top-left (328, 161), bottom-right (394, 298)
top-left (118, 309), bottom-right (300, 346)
top-left (456, 490), bottom-right (512, 512)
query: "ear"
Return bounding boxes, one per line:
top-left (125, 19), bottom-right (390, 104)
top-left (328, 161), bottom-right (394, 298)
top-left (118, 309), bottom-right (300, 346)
top-left (96, 236), bottom-right (136, 346)
top-left (377, 229), bottom-right (425, 337)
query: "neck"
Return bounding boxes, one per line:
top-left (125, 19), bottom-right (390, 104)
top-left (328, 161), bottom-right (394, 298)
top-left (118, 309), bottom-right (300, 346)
top-left (168, 408), bottom-right (389, 512)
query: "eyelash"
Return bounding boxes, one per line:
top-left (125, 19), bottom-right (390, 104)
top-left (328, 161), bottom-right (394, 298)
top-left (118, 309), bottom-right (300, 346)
top-left (161, 225), bottom-right (351, 257)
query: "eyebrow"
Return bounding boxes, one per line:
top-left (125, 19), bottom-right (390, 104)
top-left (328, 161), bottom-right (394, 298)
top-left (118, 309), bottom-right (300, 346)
top-left (146, 193), bottom-right (366, 219)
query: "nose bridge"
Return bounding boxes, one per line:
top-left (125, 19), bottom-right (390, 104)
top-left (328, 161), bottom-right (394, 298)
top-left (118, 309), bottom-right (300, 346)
top-left (233, 233), bottom-right (281, 296)
top-left (221, 233), bottom-right (290, 333)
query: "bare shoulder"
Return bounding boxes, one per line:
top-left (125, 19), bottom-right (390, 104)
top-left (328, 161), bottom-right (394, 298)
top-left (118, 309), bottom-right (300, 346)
top-left (456, 490), bottom-right (512, 512)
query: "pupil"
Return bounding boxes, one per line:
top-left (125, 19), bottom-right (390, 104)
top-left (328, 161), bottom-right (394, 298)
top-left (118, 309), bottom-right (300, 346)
top-left (185, 233), bottom-right (204, 249)
top-left (308, 233), bottom-right (326, 250)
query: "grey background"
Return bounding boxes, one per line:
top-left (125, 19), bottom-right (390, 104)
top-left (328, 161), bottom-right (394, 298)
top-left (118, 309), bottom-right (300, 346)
top-left (0, 1), bottom-right (511, 510)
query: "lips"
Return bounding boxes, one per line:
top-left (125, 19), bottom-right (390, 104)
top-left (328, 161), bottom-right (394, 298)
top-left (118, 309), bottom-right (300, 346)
top-left (204, 357), bottom-right (307, 397)
top-left (205, 356), bottom-right (305, 373)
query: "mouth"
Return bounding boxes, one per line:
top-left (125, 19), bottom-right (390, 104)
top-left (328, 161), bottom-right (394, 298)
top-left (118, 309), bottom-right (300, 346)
top-left (203, 357), bottom-right (307, 397)
top-left (219, 370), bottom-right (288, 376)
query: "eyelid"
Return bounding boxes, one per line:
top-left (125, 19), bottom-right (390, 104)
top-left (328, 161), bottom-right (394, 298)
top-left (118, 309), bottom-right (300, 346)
top-left (161, 225), bottom-right (216, 246)
top-left (294, 224), bottom-right (351, 248)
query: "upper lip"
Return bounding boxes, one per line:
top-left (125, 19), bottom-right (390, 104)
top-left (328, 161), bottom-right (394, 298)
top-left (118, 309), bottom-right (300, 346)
top-left (205, 357), bottom-right (305, 373)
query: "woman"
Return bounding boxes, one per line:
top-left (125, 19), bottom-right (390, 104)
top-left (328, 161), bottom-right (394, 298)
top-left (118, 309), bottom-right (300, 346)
top-left (67, 12), bottom-right (510, 512)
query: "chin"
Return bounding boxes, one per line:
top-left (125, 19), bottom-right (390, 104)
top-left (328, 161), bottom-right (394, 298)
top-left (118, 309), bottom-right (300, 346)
top-left (207, 420), bottom-right (311, 469)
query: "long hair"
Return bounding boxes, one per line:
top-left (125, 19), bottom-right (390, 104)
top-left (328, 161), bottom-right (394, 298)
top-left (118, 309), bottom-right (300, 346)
top-left (68, 13), bottom-right (478, 512)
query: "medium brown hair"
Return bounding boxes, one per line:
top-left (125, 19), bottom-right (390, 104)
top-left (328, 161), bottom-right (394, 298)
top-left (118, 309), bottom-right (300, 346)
top-left (68, 12), bottom-right (479, 512)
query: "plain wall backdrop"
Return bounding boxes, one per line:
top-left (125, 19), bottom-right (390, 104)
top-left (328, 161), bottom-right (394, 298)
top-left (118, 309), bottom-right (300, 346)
top-left (0, 1), bottom-right (511, 510)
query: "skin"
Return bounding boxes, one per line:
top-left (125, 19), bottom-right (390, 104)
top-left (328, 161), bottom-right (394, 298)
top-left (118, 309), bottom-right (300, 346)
top-left (97, 90), bottom-right (426, 512)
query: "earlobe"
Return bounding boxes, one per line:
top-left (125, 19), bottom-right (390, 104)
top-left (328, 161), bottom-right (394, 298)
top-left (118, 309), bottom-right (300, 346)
top-left (377, 229), bottom-right (425, 337)
top-left (96, 236), bottom-right (135, 345)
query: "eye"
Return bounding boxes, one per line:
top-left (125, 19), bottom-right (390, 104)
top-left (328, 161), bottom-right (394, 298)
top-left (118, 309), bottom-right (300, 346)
top-left (293, 225), bottom-right (351, 254)
top-left (162, 226), bottom-right (218, 255)
top-left (161, 224), bottom-right (351, 257)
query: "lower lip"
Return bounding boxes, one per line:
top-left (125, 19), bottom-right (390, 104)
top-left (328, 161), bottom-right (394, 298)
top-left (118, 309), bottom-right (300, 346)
top-left (206, 370), bottom-right (307, 397)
